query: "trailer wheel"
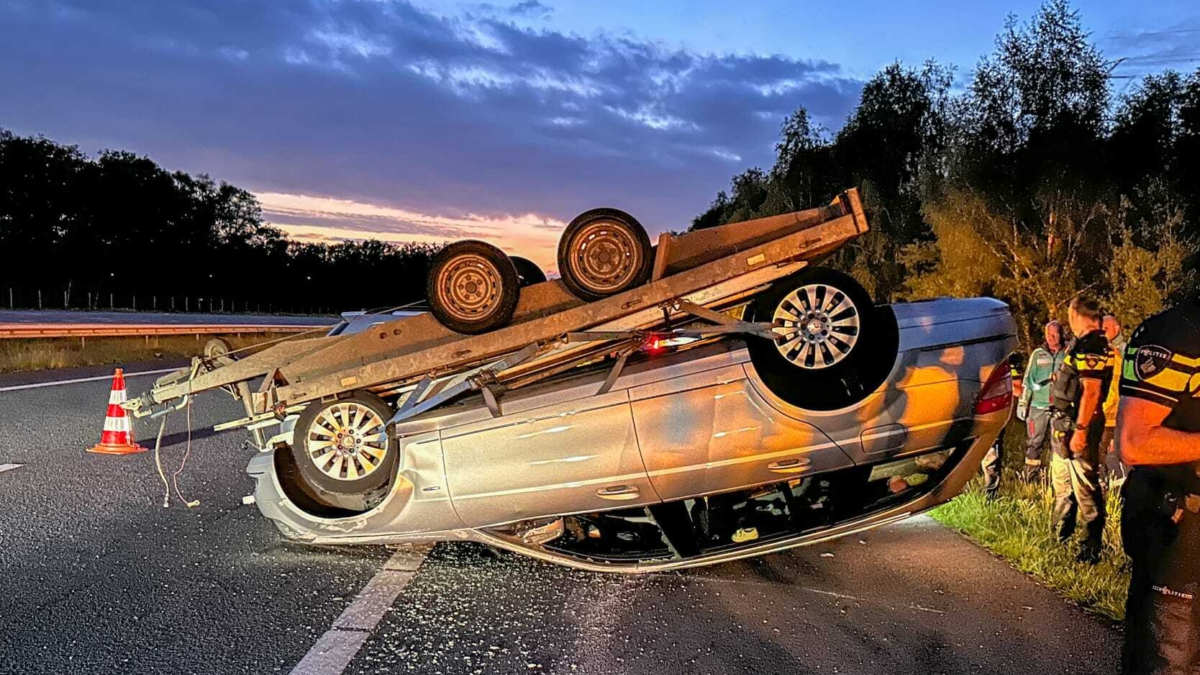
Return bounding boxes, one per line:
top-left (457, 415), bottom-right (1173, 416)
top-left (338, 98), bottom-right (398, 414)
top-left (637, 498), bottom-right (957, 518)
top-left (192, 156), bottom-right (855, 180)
top-left (510, 256), bottom-right (547, 287)
top-left (204, 337), bottom-right (232, 359)
top-left (557, 208), bottom-right (652, 301)
top-left (427, 240), bottom-right (520, 334)
top-left (291, 392), bottom-right (398, 497)
top-left (743, 267), bottom-right (897, 411)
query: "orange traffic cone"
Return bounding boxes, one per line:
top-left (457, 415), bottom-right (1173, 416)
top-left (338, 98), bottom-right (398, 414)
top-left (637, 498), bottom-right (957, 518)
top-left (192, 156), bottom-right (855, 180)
top-left (87, 368), bottom-right (146, 455)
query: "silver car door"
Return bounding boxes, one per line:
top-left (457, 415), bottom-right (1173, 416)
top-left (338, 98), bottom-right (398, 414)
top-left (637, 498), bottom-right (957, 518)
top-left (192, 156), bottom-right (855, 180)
top-left (628, 363), bottom-right (853, 502)
top-left (440, 390), bottom-right (659, 528)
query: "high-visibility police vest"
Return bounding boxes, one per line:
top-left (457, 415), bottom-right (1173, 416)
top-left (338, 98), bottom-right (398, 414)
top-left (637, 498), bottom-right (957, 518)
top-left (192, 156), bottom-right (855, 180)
top-left (1119, 297), bottom-right (1200, 489)
top-left (1049, 330), bottom-right (1114, 424)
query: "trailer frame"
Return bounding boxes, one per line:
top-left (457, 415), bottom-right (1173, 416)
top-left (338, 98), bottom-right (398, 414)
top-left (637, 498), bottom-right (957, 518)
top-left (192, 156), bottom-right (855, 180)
top-left (128, 189), bottom-right (868, 442)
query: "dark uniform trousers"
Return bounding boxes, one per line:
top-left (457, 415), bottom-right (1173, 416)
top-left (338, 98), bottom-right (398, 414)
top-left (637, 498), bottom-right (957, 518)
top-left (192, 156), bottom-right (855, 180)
top-left (1122, 467), bottom-right (1200, 674)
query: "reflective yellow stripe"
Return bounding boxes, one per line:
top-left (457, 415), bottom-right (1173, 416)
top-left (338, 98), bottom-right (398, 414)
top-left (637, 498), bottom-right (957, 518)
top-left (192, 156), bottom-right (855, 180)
top-left (1142, 367), bottom-right (1193, 393)
top-left (1172, 353), bottom-right (1200, 369)
top-left (1072, 354), bottom-right (1113, 373)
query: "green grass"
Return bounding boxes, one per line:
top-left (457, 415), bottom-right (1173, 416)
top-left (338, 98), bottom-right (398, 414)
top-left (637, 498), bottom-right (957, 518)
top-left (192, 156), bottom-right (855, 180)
top-left (931, 425), bottom-right (1130, 621)
top-left (0, 333), bottom-right (293, 373)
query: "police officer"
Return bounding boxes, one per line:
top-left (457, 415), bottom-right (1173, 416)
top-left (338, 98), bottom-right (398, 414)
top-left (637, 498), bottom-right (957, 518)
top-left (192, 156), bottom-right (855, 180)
top-left (1047, 295), bottom-right (1114, 565)
top-left (1018, 320), bottom-right (1066, 482)
top-left (1101, 313), bottom-right (1129, 486)
top-left (1117, 293), bottom-right (1200, 674)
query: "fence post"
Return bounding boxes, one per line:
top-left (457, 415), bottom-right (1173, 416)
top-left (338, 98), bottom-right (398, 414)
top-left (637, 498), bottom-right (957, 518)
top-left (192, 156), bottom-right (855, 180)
top-left (185, 297), bottom-right (189, 313)
top-left (152, 296), bottom-right (156, 311)
top-left (37, 289), bottom-right (42, 310)
top-left (132, 295), bottom-right (136, 311)
top-left (63, 290), bottom-right (68, 309)
top-left (110, 292), bottom-right (114, 310)
top-left (8, 287), bottom-right (11, 309)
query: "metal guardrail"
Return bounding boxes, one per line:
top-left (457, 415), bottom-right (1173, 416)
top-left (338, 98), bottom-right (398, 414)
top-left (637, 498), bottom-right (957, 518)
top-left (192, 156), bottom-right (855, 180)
top-left (0, 323), bottom-right (331, 339)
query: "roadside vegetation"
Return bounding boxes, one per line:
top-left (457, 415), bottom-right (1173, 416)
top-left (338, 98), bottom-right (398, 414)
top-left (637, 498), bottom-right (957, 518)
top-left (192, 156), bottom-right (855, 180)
top-left (0, 333), bottom-right (292, 374)
top-left (931, 424), bottom-right (1129, 621)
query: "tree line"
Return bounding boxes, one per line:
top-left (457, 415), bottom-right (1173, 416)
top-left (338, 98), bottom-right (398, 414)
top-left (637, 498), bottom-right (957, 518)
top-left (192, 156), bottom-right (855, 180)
top-left (694, 0), bottom-right (1199, 346)
top-left (0, 134), bottom-right (438, 314)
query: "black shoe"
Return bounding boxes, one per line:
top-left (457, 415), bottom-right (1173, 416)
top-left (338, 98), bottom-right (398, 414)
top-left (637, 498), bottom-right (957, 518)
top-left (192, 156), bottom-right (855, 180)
top-left (1076, 546), bottom-right (1101, 565)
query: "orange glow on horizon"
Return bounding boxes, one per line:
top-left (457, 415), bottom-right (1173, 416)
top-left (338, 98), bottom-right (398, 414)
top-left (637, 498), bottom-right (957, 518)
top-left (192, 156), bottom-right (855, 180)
top-left (257, 191), bottom-right (565, 274)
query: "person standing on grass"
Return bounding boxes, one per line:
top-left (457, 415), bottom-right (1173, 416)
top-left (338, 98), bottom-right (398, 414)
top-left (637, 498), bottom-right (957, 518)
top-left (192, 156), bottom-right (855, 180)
top-left (1117, 293), bottom-right (1200, 675)
top-left (982, 352), bottom-right (1025, 500)
top-left (1047, 295), bottom-right (1113, 565)
top-left (1018, 320), bottom-right (1066, 482)
top-left (1101, 313), bottom-right (1129, 487)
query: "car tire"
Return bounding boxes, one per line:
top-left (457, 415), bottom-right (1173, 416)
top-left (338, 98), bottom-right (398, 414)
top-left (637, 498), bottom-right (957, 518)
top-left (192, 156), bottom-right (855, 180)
top-left (557, 208), bottom-right (653, 301)
top-left (743, 267), bottom-right (897, 411)
top-left (290, 392), bottom-right (398, 497)
top-left (427, 240), bottom-right (521, 334)
top-left (510, 255), bottom-right (548, 287)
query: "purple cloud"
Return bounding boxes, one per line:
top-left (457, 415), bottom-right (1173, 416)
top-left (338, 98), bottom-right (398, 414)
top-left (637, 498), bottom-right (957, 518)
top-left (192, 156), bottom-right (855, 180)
top-left (0, 0), bottom-right (862, 237)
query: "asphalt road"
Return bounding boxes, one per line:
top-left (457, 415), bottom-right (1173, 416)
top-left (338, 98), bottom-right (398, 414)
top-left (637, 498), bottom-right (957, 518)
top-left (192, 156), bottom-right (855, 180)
top-left (0, 309), bottom-right (334, 326)
top-left (0, 366), bottom-right (1121, 675)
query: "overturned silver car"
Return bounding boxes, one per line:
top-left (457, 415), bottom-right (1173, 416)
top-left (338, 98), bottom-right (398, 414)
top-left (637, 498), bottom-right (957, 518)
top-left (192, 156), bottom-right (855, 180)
top-left (251, 296), bottom-right (1016, 572)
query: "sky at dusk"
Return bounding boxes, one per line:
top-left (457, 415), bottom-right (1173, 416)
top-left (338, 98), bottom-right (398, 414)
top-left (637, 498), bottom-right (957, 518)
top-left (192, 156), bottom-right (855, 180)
top-left (1, 0), bottom-right (1197, 270)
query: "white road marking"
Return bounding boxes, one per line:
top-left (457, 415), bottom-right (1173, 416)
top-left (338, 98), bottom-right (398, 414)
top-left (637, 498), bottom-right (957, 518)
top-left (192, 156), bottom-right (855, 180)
top-left (805, 587), bottom-right (863, 602)
top-left (0, 368), bottom-right (177, 393)
top-left (0, 463), bottom-right (23, 475)
top-left (289, 546), bottom-right (430, 675)
top-left (909, 604), bottom-right (947, 615)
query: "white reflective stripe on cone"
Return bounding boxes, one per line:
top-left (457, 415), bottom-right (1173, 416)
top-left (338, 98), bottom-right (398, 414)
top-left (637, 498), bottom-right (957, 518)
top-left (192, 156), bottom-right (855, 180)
top-left (103, 416), bottom-right (131, 433)
top-left (109, 389), bottom-right (127, 405)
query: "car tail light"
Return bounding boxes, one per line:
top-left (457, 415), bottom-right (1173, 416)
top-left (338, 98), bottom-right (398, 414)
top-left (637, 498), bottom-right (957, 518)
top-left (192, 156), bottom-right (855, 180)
top-left (975, 361), bottom-right (1013, 415)
top-left (640, 333), bottom-right (699, 356)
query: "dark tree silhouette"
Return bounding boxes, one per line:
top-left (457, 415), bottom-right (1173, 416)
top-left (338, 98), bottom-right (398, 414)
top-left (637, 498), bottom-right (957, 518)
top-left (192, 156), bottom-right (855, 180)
top-left (0, 130), bottom-right (440, 314)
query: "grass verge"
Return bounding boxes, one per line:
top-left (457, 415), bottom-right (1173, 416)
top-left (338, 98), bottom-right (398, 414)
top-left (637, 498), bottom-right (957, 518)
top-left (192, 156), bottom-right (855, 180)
top-left (930, 425), bottom-right (1130, 621)
top-left (0, 333), bottom-right (294, 373)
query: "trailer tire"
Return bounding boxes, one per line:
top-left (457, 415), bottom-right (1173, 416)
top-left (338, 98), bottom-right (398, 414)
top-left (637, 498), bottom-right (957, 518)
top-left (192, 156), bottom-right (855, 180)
top-left (291, 392), bottom-right (398, 497)
top-left (743, 267), bottom-right (897, 411)
top-left (510, 256), bottom-right (547, 287)
top-left (427, 240), bottom-right (521, 334)
top-left (557, 208), bottom-right (652, 301)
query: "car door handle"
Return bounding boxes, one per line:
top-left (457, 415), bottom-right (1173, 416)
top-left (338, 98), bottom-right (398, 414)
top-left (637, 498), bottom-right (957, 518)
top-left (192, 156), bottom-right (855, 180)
top-left (596, 485), bottom-right (640, 501)
top-left (767, 457), bottom-right (812, 474)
